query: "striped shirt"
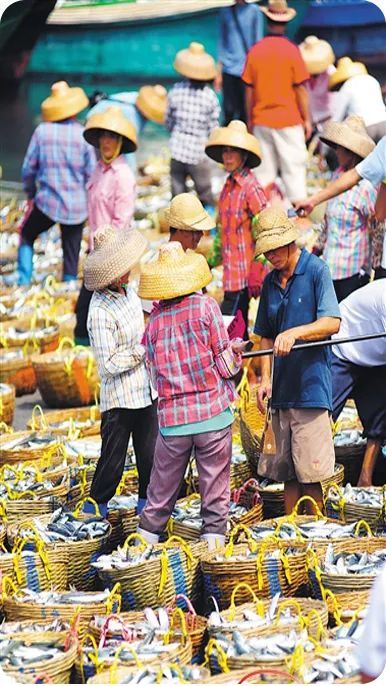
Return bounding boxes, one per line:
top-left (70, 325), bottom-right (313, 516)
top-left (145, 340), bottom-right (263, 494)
top-left (87, 287), bottom-right (156, 412)
top-left (144, 293), bottom-right (241, 428)
top-left (22, 120), bottom-right (96, 225)
top-left (315, 169), bottom-right (377, 280)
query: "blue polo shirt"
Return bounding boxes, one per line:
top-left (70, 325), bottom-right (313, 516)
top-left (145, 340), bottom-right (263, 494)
top-left (254, 249), bottom-right (341, 411)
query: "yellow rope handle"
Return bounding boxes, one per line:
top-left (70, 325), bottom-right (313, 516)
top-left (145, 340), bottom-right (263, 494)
top-left (74, 496), bottom-right (101, 518)
top-left (164, 536), bottom-right (194, 567)
top-left (58, 336), bottom-right (75, 352)
top-left (0, 498), bottom-right (7, 521)
top-left (322, 588), bottom-right (343, 626)
top-left (225, 524), bottom-right (256, 558)
top-left (354, 519), bottom-right (373, 537)
top-left (324, 482), bottom-right (345, 516)
top-left (22, 338), bottom-right (39, 356)
top-left (228, 582), bottom-right (261, 621)
top-left (168, 607), bottom-right (188, 637)
top-left (203, 638), bottom-right (230, 673)
top-left (105, 583), bottom-right (122, 616)
top-left (12, 536), bottom-right (52, 585)
top-left (274, 598), bottom-right (303, 625)
top-left (274, 519), bottom-right (305, 541)
top-left (79, 632), bottom-right (101, 683)
top-left (29, 404), bottom-right (48, 432)
top-left (0, 421), bottom-right (14, 434)
top-left (290, 495), bottom-right (324, 519)
top-left (303, 608), bottom-right (326, 641)
top-left (109, 642), bottom-right (144, 683)
top-left (155, 663), bottom-right (185, 684)
top-left (180, 493), bottom-right (201, 508)
top-left (1, 574), bottom-right (19, 600)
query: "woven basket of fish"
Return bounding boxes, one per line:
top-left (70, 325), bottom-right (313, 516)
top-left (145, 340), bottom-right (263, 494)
top-left (109, 494), bottom-right (138, 551)
top-left (0, 633), bottom-right (78, 684)
top-left (0, 319), bottom-right (60, 353)
top-left (201, 526), bottom-right (308, 610)
top-left (239, 384), bottom-right (266, 473)
top-left (208, 667), bottom-right (298, 683)
top-left (0, 477), bottom-right (70, 524)
top-left (185, 445), bottom-right (252, 495)
top-left (27, 404), bottom-right (101, 439)
top-left (31, 338), bottom-right (100, 409)
top-left (300, 642), bottom-right (361, 684)
top-left (0, 537), bottom-right (69, 595)
top-left (167, 595), bottom-right (208, 662)
top-left (0, 347), bottom-right (37, 395)
top-left (325, 483), bottom-right (386, 530)
top-left (0, 382), bottom-right (15, 425)
top-left (324, 588), bottom-right (370, 624)
top-left (115, 458), bottom-right (139, 496)
top-left (0, 429), bottom-right (63, 465)
top-left (87, 663), bottom-right (210, 686)
top-left (0, 618), bottom-right (70, 644)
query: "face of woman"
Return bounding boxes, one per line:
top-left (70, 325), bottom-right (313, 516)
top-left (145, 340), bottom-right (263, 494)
top-left (222, 146), bottom-right (244, 173)
top-left (336, 144), bottom-right (358, 170)
top-left (99, 130), bottom-right (121, 159)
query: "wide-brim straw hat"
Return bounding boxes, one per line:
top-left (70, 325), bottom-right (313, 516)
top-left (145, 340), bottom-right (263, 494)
top-left (83, 106), bottom-right (137, 153)
top-left (254, 207), bottom-right (299, 256)
top-left (319, 115), bottom-right (376, 159)
top-left (299, 36), bottom-right (335, 75)
top-left (41, 81), bottom-right (89, 122)
top-left (329, 57), bottom-right (368, 90)
top-left (138, 242), bottom-right (212, 300)
top-left (162, 193), bottom-right (215, 232)
top-left (136, 85), bottom-right (167, 124)
top-left (174, 42), bottom-right (216, 81)
top-left (205, 120), bottom-right (262, 168)
top-left (261, 0), bottom-right (296, 22)
top-left (84, 226), bottom-right (148, 290)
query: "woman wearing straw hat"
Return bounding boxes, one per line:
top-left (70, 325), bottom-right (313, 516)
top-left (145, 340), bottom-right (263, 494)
top-left (83, 226), bottom-right (158, 517)
top-left (74, 105), bottom-right (138, 346)
top-left (137, 242), bottom-right (249, 548)
top-left (165, 193), bottom-right (215, 252)
top-left (205, 120), bottom-right (267, 336)
top-left (299, 36), bottom-right (335, 133)
top-left (313, 115), bottom-right (377, 302)
top-left (19, 81), bottom-right (96, 285)
top-left (166, 42), bottom-right (220, 212)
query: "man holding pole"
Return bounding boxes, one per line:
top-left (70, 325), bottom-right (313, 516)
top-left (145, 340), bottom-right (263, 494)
top-left (254, 208), bottom-right (341, 514)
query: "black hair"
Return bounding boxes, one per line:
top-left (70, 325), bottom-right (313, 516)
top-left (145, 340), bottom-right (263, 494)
top-left (169, 227), bottom-right (178, 235)
top-left (188, 78), bottom-right (215, 89)
top-left (88, 90), bottom-right (108, 108)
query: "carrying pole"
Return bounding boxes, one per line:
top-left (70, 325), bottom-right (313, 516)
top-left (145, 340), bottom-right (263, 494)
top-left (242, 331), bottom-right (386, 359)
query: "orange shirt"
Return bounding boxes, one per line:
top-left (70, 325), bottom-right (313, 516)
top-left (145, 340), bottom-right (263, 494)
top-left (242, 36), bottom-right (309, 129)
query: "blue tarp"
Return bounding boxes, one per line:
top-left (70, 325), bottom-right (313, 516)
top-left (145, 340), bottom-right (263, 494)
top-left (303, 0), bottom-right (385, 27)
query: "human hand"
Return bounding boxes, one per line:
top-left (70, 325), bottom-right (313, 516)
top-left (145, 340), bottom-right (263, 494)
top-left (293, 197), bottom-right (315, 217)
top-left (257, 379), bottom-right (271, 414)
top-left (231, 338), bottom-right (251, 355)
top-left (248, 260), bottom-right (267, 299)
top-left (303, 119), bottom-right (313, 142)
top-left (214, 71), bottom-right (222, 93)
top-left (273, 330), bottom-right (297, 357)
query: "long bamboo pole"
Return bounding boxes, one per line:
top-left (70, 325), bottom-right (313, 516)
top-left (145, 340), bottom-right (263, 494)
top-left (242, 331), bottom-right (386, 359)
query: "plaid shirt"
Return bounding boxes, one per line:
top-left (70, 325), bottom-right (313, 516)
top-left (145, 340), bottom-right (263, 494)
top-left (87, 287), bottom-right (156, 412)
top-left (166, 81), bottom-right (220, 164)
top-left (144, 293), bottom-right (241, 428)
top-left (22, 120), bottom-right (96, 225)
top-left (218, 167), bottom-right (267, 291)
top-left (315, 169), bottom-right (377, 279)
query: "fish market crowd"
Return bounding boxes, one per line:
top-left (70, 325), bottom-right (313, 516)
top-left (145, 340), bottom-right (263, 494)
top-left (1, 1), bottom-right (386, 684)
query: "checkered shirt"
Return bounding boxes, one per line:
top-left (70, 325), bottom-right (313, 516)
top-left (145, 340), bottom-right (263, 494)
top-left (22, 120), bottom-right (96, 225)
top-left (166, 81), bottom-right (220, 164)
top-left (87, 287), bottom-right (156, 412)
top-left (219, 168), bottom-right (267, 291)
top-left (144, 293), bottom-right (241, 428)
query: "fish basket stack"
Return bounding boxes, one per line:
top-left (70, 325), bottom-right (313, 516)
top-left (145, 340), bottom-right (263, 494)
top-left (0, 382), bottom-right (15, 426)
top-left (0, 318), bottom-right (60, 353)
top-left (87, 664), bottom-right (211, 686)
top-left (325, 484), bottom-right (386, 531)
top-left (27, 403), bottom-right (101, 438)
top-left (0, 634), bottom-right (78, 684)
top-left (239, 384), bottom-right (266, 473)
top-left (324, 588), bottom-right (370, 624)
top-left (0, 348), bottom-right (37, 395)
top-left (0, 430), bottom-right (62, 466)
top-left (0, 539), bottom-right (68, 594)
top-left (115, 497), bottom-right (139, 545)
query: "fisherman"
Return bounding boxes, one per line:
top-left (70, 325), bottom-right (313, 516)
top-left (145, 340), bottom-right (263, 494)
top-left (83, 226), bottom-right (158, 518)
top-left (254, 207), bottom-right (341, 514)
top-left (19, 81), bottom-right (96, 285)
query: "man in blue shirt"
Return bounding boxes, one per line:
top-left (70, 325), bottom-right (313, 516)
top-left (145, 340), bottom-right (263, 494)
top-left (216, 0), bottom-right (263, 124)
top-left (254, 207), bottom-right (341, 514)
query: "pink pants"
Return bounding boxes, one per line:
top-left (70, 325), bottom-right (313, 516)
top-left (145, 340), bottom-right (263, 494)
top-left (139, 426), bottom-right (232, 536)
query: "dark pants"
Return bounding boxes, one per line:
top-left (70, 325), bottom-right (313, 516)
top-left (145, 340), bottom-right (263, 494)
top-left (222, 72), bottom-right (246, 125)
top-left (90, 401), bottom-right (158, 504)
top-left (75, 282), bottom-right (93, 343)
top-left (221, 287), bottom-right (249, 340)
top-left (333, 272), bottom-right (370, 303)
top-left (21, 204), bottom-right (83, 279)
top-left (374, 266), bottom-right (386, 280)
top-left (171, 158), bottom-right (214, 206)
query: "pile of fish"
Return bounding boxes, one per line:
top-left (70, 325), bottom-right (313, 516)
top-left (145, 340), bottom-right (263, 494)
top-left (0, 619), bottom-right (69, 637)
top-left (172, 498), bottom-right (249, 531)
top-left (212, 547), bottom-right (300, 564)
top-left (333, 429), bottom-right (366, 448)
top-left (0, 472), bottom-right (67, 499)
top-left (100, 665), bottom-right (208, 684)
top-left (302, 649), bottom-right (359, 683)
top-left (249, 519), bottom-right (376, 542)
top-left (11, 588), bottom-right (111, 606)
top-left (17, 507), bottom-right (109, 543)
top-left (0, 324), bottom-right (58, 342)
top-left (0, 432), bottom-right (59, 453)
top-left (208, 594), bottom-right (296, 634)
top-left (107, 494), bottom-right (138, 512)
top-left (82, 632), bottom-right (182, 666)
top-left (213, 628), bottom-right (314, 661)
top-left (93, 607), bottom-right (170, 642)
top-left (322, 543), bottom-right (386, 575)
top-left (327, 484), bottom-right (385, 508)
top-left (92, 543), bottom-right (155, 571)
top-left (0, 638), bottom-right (66, 668)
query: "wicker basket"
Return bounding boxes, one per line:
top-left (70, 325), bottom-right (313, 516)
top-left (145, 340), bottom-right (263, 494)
top-left (239, 383), bottom-right (266, 474)
top-left (208, 667), bottom-right (298, 683)
top-left (87, 663), bottom-right (211, 686)
top-left (334, 444), bottom-right (366, 485)
top-left (0, 635), bottom-right (77, 684)
top-left (0, 429), bottom-right (62, 465)
top-left (0, 617), bottom-right (69, 643)
top-left (0, 382), bottom-right (15, 425)
top-left (168, 594), bottom-right (208, 662)
top-left (0, 542), bottom-right (68, 596)
top-left (3, 496), bottom-right (62, 524)
top-left (325, 484), bottom-right (385, 530)
top-left (0, 319), bottom-right (60, 353)
top-left (27, 403), bottom-right (101, 438)
top-left (0, 348), bottom-right (37, 395)
top-left (324, 588), bottom-right (370, 624)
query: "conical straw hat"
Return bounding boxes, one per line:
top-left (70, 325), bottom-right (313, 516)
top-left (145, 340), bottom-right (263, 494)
top-left (174, 42), bottom-right (216, 81)
top-left (83, 106), bottom-right (137, 153)
top-left (162, 193), bottom-right (215, 233)
top-left (299, 36), bottom-right (335, 75)
top-left (138, 242), bottom-right (212, 300)
top-left (41, 81), bottom-right (89, 122)
top-left (254, 207), bottom-right (299, 256)
top-left (261, 0), bottom-right (296, 22)
top-left (319, 115), bottom-right (375, 159)
top-left (205, 120), bottom-right (262, 168)
top-left (329, 57), bottom-right (368, 90)
top-left (84, 226), bottom-right (148, 291)
top-left (136, 85), bottom-right (167, 124)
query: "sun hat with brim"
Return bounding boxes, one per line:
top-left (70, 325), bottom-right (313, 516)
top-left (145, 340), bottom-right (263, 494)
top-left (205, 120), bottom-right (262, 168)
top-left (83, 106), bottom-right (137, 153)
top-left (138, 242), bottom-right (212, 300)
top-left (328, 57), bottom-right (368, 90)
top-left (319, 115), bottom-right (375, 159)
top-left (136, 85), bottom-right (167, 124)
top-left (261, 0), bottom-right (296, 22)
top-left (41, 81), bottom-right (89, 122)
top-left (174, 42), bottom-right (216, 81)
top-left (299, 36), bottom-right (335, 75)
top-left (84, 226), bottom-right (148, 291)
top-left (254, 207), bottom-right (299, 256)
top-left (163, 193), bottom-right (215, 233)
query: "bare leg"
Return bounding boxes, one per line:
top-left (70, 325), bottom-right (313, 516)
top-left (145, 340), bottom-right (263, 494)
top-left (302, 482), bottom-right (325, 514)
top-left (357, 439), bottom-right (381, 487)
top-left (284, 479), bottom-right (302, 515)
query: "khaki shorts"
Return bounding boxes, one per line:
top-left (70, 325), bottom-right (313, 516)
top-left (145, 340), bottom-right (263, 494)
top-left (258, 408), bottom-right (335, 484)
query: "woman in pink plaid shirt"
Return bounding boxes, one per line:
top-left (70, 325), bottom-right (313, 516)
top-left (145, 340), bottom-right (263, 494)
top-left (137, 234), bottom-right (248, 549)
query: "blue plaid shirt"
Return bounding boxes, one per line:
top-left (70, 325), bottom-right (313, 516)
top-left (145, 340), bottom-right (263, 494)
top-left (22, 120), bottom-right (96, 224)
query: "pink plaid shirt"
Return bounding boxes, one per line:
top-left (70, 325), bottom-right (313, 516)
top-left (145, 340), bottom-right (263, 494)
top-left (144, 293), bottom-right (241, 428)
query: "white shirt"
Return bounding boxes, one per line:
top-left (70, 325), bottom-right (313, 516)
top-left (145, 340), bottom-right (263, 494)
top-left (333, 74), bottom-right (386, 127)
top-left (357, 564), bottom-right (386, 678)
top-left (332, 280), bottom-right (386, 366)
top-left (356, 136), bottom-right (386, 187)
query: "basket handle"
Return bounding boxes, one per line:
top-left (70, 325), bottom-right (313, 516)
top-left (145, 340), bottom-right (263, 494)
top-left (168, 607), bottom-right (188, 637)
top-left (58, 336), bottom-right (75, 352)
top-left (164, 536), bottom-right (194, 565)
top-left (323, 588), bottom-right (343, 626)
top-left (29, 405), bottom-right (48, 431)
top-left (106, 582), bottom-right (122, 616)
top-left (79, 633), bottom-right (100, 683)
top-left (98, 613), bottom-right (131, 649)
top-left (303, 608), bottom-right (326, 641)
top-left (238, 669), bottom-right (297, 683)
top-left (109, 643), bottom-right (144, 683)
top-left (225, 524), bottom-right (256, 557)
top-left (203, 638), bottom-right (230, 674)
top-left (173, 593), bottom-right (196, 616)
top-left (0, 421), bottom-right (14, 434)
top-left (1, 574), bottom-right (18, 600)
top-left (354, 519), bottom-right (373, 537)
top-left (228, 582), bottom-right (261, 621)
top-left (274, 519), bottom-right (304, 541)
top-left (274, 598), bottom-right (303, 624)
top-left (290, 495), bottom-right (324, 519)
top-left (73, 496), bottom-right (101, 518)
top-left (122, 532), bottom-right (148, 552)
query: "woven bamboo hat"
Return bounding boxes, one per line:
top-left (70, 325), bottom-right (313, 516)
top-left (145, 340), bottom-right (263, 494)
top-left (329, 57), bottom-right (368, 90)
top-left (261, 0), bottom-right (296, 22)
top-left (205, 120), bottom-right (262, 168)
top-left (254, 207), bottom-right (299, 256)
top-left (174, 42), bottom-right (217, 81)
top-left (138, 242), bottom-right (212, 300)
top-left (319, 115), bottom-right (375, 159)
top-left (299, 36), bottom-right (335, 75)
top-left (84, 106), bottom-right (137, 153)
top-left (162, 193), bottom-right (215, 232)
top-left (84, 226), bottom-right (148, 290)
top-left (136, 85), bottom-right (167, 124)
top-left (41, 81), bottom-right (89, 122)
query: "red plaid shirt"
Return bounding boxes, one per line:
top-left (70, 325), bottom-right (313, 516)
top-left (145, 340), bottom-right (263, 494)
top-left (219, 167), bottom-right (267, 291)
top-left (144, 293), bottom-right (241, 428)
